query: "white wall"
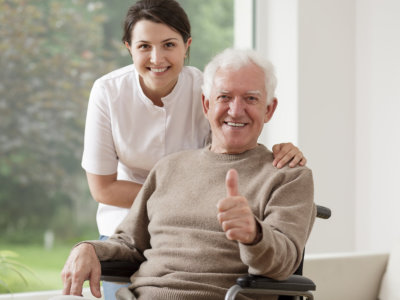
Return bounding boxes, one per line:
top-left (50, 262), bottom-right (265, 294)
top-left (297, 0), bottom-right (356, 253)
top-left (233, 0), bottom-right (254, 49)
top-left (254, 0), bottom-right (400, 254)
top-left (355, 0), bottom-right (400, 252)
top-left (254, 0), bottom-right (299, 146)
top-left (254, 0), bottom-right (356, 253)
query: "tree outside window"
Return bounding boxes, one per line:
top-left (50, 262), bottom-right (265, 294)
top-left (0, 0), bottom-right (233, 292)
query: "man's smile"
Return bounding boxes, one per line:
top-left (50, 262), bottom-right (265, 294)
top-left (225, 121), bottom-right (246, 127)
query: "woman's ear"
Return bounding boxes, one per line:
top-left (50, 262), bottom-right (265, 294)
top-left (185, 37), bottom-right (192, 58)
top-left (186, 37), bottom-right (192, 50)
top-left (125, 41), bottom-right (131, 53)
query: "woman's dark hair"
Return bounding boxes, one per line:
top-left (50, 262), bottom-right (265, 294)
top-left (122, 0), bottom-right (191, 46)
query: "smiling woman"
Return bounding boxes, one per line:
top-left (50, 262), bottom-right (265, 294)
top-left (125, 20), bottom-right (191, 106)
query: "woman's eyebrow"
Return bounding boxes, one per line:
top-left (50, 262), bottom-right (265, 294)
top-left (134, 37), bottom-right (179, 44)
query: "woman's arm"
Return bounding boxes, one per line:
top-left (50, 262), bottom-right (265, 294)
top-left (272, 143), bottom-right (307, 169)
top-left (86, 172), bottom-right (142, 208)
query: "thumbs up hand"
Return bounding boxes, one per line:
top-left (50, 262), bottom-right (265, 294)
top-left (217, 169), bottom-right (260, 245)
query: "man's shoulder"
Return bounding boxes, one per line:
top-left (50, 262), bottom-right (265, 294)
top-left (252, 144), bottom-right (312, 183)
top-left (272, 164), bottom-right (313, 187)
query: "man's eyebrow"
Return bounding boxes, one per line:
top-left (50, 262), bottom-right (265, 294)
top-left (246, 90), bottom-right (262, 95)
top-left (135, 38), bottom-right (179, 44)
top-left (217, 90), bottom-right (230, 94)
top-left (216, 90), bottom-right (262, 95)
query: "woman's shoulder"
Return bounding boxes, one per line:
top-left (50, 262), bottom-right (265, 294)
top-left (95, 64), bottom-right (136, 84)
top-left (91, 65), bottom-right (136, 96)
top-left (181, 65), bottom-right (203, 80)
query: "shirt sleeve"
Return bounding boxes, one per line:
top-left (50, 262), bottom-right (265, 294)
top-left (81, 79), bottom-right (118, 175)
top-left (238, 168), bottom-right (316, 280)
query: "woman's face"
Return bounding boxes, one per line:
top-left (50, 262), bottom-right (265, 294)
top-left (126, 20), bottom-right (191, 99)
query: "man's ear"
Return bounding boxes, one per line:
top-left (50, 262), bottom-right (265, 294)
top-left (264, 97), bottom-right (278, 123)
top-left (202, 94), bottom-right (210, 116)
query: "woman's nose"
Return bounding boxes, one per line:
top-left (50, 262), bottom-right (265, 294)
top-left (150, 48), bottom-right (162, 65)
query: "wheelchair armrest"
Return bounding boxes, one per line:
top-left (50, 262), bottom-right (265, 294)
top-left (100, 260), bottom-right (139, 283)
top-left (236, 274), bottom-right (316, 292)
top-left (316, 205), bottom-right (331, 219)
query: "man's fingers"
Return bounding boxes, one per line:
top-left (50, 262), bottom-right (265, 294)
top-left (224, 227), bottom-right (256, 244)
top-left (218, 203), bottom-right (250, 222)
top-left (217, 195), bottom-right (245, 212)
top-left (69, 275), bottom-right (85, 296)
top-left (225, 169), bottom-right (239, 197)
top-left (89, 265), bottom-right (102, 298)
top-left (219, 217), bottom-right (249, 232)
top-left (62, 276), bottom-right (72, 295)
top-left (61, 265), bottom-right (74, 295)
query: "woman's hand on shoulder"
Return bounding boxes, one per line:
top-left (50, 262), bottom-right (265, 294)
top-left (272, 142), bottom-right (307, 169)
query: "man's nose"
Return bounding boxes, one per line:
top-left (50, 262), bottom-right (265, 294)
top-left (228, 97), bottom-right (245, 117)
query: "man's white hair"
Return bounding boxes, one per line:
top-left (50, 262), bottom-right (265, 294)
top-left (202, 48), bottom-right (277, 105)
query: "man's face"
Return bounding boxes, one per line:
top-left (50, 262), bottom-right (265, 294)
top-left (202, 63), bottom-right (277, 154)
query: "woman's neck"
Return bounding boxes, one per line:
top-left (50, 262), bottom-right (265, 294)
top-left (139, 77), bottom-right (178, 107)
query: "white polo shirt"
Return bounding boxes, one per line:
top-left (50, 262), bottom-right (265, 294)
top-left (82, 64), bottom-right (210, 236)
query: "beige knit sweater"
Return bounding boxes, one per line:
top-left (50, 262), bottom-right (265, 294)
top-left (87, 144), bottom-right (316, 300)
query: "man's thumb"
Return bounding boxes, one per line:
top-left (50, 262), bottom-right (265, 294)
top-left (226, 169), bottom-right (239, 197)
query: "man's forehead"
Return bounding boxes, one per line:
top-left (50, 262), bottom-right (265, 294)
top-left (212, 65), bottom-right (266, 93)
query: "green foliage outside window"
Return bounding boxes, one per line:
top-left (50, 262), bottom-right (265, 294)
top-left (0, 0), bottom-right (233, 247)
top-left (0, 250), bottom-right (37, 293)
top-left (0, 0), bottom-right (113, 244)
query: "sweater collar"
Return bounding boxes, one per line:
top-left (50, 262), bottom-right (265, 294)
top-left (202, 144), bottom-right (267, 162)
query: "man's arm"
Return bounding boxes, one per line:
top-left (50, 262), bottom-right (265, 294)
top-left (217, 168), bottom-right (315, 280)
top-left (240, 168), bottom-right (315, 280)
top-left (60, 169), bottom-right (157, 296)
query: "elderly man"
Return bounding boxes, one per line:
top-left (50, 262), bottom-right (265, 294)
top-left (58, 48), bottom-right (316, 300)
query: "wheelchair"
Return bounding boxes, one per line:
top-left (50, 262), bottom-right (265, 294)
top-left (100, 205), bottom-right (331, 300)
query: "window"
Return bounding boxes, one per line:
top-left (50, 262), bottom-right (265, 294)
top-left (0, 0), bottom-right (234, 293)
